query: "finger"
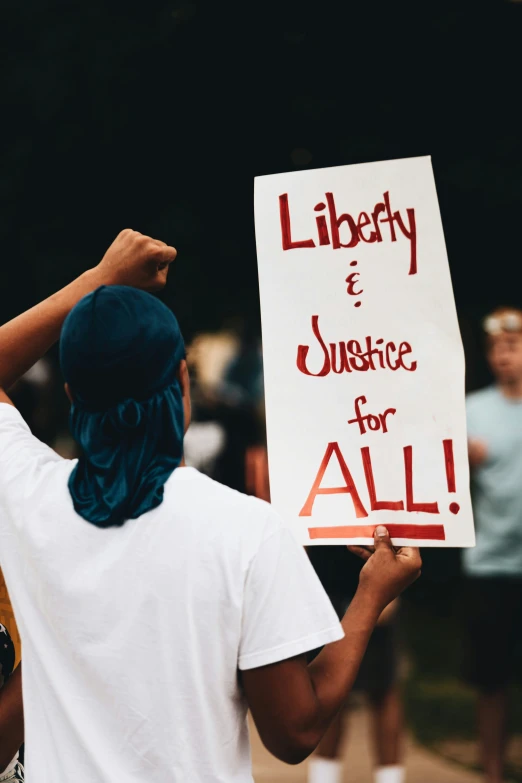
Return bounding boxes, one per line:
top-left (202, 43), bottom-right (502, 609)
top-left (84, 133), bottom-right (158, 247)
top-left (373, 525), bottom-right (394, 551)
top-left (347, 545), bottom-right (373, 561)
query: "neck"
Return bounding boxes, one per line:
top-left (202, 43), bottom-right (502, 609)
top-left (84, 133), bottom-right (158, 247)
top-left (498, 378), bottom-right (522, 400)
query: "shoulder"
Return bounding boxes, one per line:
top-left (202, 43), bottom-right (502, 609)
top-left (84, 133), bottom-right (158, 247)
top-left (0, 400), bottom-right (30, 432)
top-left (0, 401), bottom-right (36, 457)
top-left (0, 402), bottom-right (64, 486)
top-left (174, 468), bottom-right (283, 545)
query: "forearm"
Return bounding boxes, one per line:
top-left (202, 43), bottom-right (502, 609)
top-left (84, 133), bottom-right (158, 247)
top-left (0, 665), bottom-right (23, 773)
top-left (307, 586), bottom-right (381, 737)
top-left (0, 268), bottom-right (109, 390)
top-left (245, 530), bottom-right (419, 766)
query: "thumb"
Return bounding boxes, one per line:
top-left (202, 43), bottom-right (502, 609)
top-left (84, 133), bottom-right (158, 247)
top-left (373, 525), bottom-right (393, 551)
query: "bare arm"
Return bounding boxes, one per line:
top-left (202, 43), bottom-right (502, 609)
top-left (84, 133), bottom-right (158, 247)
top-left (0, 230), bottom-right (176, 393)
top-left (0, 665), bottom-right (23, 773)
top-left (242, 528), bottom-right (421, 764)
top-left (242, 587), bottom-right (380, 764)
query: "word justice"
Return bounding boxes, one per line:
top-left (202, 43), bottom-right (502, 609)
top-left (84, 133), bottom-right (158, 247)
top-left (279, 190), bottom-right (417, 275)
top-left (299, 440), bottom-right (461, 518)
top-left (297, 316), bottom-right (417, 376)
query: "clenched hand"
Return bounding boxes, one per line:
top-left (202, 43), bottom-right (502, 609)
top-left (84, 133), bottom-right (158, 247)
top-left (97, 230), bottom-right (177, 292)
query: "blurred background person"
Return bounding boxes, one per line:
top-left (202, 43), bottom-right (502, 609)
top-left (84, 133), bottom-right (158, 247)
top-left (185, 321), bottom-right (265, 494)
top-left (212, 320), bottom-right (264, 493)
top-left (0, 624), bottom-right (23, 781)
top-left (307, 547), bottom-right (405, 783)
top-left (183, 331), bottom-right (233, 477)
top-left (465, 306), bottom-right (522, 783)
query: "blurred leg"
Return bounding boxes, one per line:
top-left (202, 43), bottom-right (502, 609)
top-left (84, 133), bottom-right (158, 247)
top-left (477, 688), bottom-right (507, 783)
top-left (308, 710), bottom-right (344, 783)
top-left (369, 686), bottom-right (403, 767)
top-left (361, 616), bottom-right (404, 783)
top-left (463, 579), bottom-right (517, 783)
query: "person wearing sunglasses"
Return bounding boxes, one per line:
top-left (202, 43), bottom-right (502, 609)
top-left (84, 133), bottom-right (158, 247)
top-left (464, 307), bottom-right (522, 783)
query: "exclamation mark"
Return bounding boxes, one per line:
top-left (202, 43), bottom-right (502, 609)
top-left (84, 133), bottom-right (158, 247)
top-left (443, 439), bottom-right (460, 515)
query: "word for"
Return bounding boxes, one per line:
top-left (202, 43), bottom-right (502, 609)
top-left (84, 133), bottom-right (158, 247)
top-left (299, 440), bottom-right (460, 517)
top-left (347, 396), bottom-right (396, 434)
top-left (297, 316), bottom-right (417, 376)
top-left (279, 190), bottom-right (417, 274)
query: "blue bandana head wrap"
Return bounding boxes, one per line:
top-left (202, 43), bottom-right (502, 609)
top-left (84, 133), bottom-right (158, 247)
top-left (60, 285), bottom-right (186, 528)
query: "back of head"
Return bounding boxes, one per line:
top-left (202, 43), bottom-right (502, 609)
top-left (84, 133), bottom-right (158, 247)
top-left (60, 286), bottom-right (183, 409)
top-left (59, 286), bottom-right (186, 528)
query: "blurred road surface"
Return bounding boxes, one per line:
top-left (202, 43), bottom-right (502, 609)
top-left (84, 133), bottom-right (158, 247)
top-left (251, 706), bottom-right (482, 783)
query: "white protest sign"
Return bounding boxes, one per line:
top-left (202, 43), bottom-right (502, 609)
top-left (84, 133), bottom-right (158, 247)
top-left (255, 156), bottom-right (475, 547)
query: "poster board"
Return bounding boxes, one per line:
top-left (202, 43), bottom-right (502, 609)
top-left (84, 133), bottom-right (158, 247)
top-left (255, 156), bottom-right (475, 547)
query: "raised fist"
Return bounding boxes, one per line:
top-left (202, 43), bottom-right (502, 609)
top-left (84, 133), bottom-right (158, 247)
top-left (97, 229), bottom-right (177, 292)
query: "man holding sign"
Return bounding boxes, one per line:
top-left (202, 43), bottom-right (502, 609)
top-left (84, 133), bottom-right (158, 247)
top-left (0, 229), bottom-right (420, 781)
top-left (255, 155), bottom-right (475, 549)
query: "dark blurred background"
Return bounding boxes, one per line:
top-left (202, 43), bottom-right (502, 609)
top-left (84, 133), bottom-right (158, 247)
top-left (2, 0), bottom-right (521, 345)
top-left (2, 0), bottom-right (522, 777)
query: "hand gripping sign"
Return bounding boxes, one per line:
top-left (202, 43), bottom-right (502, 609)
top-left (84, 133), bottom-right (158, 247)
top-left (254, 156), bottom-right (475, 547)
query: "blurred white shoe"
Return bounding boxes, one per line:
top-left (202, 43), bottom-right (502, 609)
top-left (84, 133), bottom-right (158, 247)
top-left (308, 757), bottom-right (342, 783)
top-left (374, 765), bottom-right (405, 783)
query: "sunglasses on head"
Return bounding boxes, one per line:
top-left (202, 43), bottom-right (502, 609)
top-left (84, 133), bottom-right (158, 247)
top-left (483, 312), bottom-right (522, 335)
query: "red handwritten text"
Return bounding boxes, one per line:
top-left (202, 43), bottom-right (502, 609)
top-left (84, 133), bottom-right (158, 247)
top-left (299, 441), bottom-right (453, 517)
top-left (297, 316), bottom-right (417, 376)
top-left (348, 396), bottom-right (396, 434)
top-left (279, 191), bottom-right (417, 275)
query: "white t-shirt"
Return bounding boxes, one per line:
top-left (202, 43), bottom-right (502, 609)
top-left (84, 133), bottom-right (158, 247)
top-left (0, 403), bottom-right (343, 783)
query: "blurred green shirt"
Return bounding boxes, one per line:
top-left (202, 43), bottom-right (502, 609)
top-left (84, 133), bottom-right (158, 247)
top-left (464, 386), bottom-right (522, 577)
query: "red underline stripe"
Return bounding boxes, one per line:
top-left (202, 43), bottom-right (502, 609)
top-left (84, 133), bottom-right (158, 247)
top-left (308, 524), bottom-right (446, 541)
